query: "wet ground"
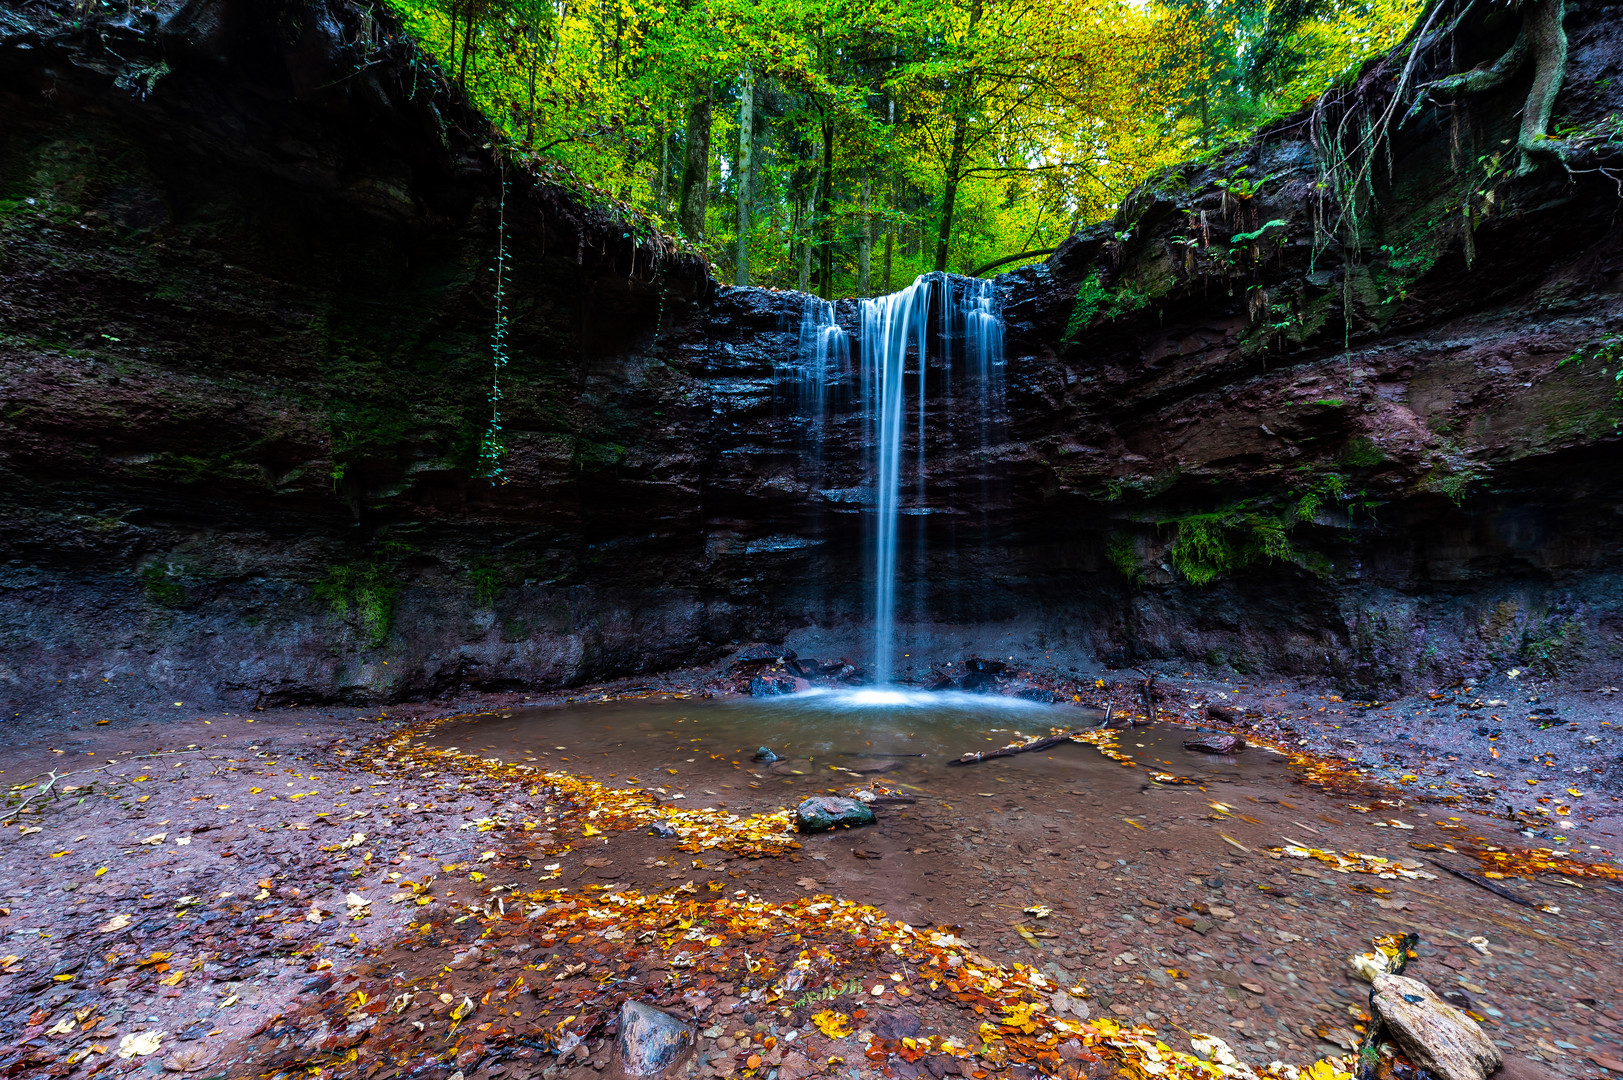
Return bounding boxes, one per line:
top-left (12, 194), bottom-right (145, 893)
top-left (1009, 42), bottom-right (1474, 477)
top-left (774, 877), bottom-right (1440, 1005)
top-left (1, 674), bottom-right (1619, 1079)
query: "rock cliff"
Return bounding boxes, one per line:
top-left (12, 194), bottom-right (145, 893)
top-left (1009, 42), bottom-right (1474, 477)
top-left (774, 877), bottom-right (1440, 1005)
top-left (3, 0), bottom-right (1621, 714)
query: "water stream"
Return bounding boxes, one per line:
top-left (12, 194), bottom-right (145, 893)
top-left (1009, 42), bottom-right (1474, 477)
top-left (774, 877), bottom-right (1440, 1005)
top-left (789, 275), bottom-right (1006, 684)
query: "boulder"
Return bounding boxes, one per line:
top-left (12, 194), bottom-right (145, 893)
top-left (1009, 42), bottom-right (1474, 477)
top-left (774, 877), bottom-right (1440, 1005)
top-left (752, 746), bottom-right (780, 762)
top-left (794, 795), bottom-right (877, 833)
top-left (611, 1000), bottom-right (694, 1078)
top-left (1184, 733), bottom-right (1245, 754)
top-left (1371, 973), bottom-right (1502, 1080)
top-left (959, 670), bottom-right (1000, 692)
top-left (919, 669), bottom-right (955, 691)
top-left (964, 657), bottom-right (1007, 674)
top-left (749, 673), bottom-right (802, 696)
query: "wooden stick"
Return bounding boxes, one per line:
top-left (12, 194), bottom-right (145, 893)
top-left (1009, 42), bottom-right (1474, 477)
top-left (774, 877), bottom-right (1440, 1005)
top-left (1430, 860), bottom-right (1539, 908)
top-left (946, 732), bottom-right (1083, 766)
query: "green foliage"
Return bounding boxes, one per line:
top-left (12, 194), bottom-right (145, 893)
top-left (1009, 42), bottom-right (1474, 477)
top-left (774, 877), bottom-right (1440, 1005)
top-left (572, 439), bottom-right (626, 471)
top-left (1229, 218), bottom-right (1286, 243)
top-left (1292, 471), bottom-right (1344, 521)
top-left (314, 542), bottom-right (414, 648)
top-left (1105, 532), bottom-right (1143, 584)
top-left (468, 560), bottom-right (503, 607)
top-left (383, 0), bottom-right (1420, 296)
top-left (1338, 436), bottom-right (1386, 468)
top-left (1560, 332), bottom-right (1623, 403)
top-left (1168, 515), bottom-right (1241, 586)
top-left (1063, 271), bottom-right (1155, 340)
top-left (477, 180), bottom-right (511, 484)
top-left (139, 563), bottom-right (189, 608)
top-left (1160, 468), bottom-right (1357, 585)
top-left (1421, 456), bottom-right (1483, 507)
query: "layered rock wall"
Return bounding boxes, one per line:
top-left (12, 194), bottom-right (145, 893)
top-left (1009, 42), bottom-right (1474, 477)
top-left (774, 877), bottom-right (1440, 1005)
top-left (3, 0), bottom-right (1621, 713)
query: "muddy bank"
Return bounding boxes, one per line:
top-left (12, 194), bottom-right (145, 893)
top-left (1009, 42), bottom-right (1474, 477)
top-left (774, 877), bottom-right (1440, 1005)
top-left (1, 684), bottom-right (1618, 1078)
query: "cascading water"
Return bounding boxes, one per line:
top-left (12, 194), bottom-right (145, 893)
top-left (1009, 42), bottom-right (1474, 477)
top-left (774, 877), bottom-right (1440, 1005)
top-left (858, 279), bottom-right (932, 685)
top-left (780, 274), bottom-right (1005, 686)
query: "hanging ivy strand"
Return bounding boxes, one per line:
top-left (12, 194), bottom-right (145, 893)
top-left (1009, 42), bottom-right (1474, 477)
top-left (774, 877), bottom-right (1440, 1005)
top-left (477, 175), bottom-right (511, 484)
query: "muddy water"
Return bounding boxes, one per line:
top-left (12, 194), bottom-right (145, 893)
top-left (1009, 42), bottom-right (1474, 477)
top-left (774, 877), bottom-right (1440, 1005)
top-left (420, 692), bottom-right (1620, 1071)
top-left (427, 689), bottom-right (1287, 811)
top-left (425, 690), bottom-right (1292, 926)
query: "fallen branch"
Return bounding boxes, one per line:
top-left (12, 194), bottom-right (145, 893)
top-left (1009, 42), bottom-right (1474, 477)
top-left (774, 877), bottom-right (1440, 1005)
top-left (2, 748), bottom-right (205, 825)
top-left (1430, 860), bottom-right (1539, 909)
top-left (1134, 668), bottom-right (1158, 724)
top-left (946, 732), bottom-right (1083, 766)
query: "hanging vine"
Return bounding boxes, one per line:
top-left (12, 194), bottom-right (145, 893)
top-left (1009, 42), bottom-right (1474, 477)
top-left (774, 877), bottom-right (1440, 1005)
top-left (477, 173), bottom-right (511, 484)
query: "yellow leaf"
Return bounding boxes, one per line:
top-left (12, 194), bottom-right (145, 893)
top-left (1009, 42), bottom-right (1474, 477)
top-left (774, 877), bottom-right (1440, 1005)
top-left (450, 995), bottom-right (475, 1021)
top-left (95, 867), bottom-right (108, 877)
top-left (98, 914), bottom-right (132, 933)
top-left (811, 1010), bottom-right (852, 1038)
top-left (117, 1031), bottom-right (163, 1058)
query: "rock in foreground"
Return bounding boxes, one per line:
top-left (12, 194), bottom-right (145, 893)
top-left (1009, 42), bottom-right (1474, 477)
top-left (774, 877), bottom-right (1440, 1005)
top-left (1372, 973), bottom-right (1502, 1080)
top-left (795, 795), bottom-right (877, 832)
top-left (1184, 733), bottom-right (1246, 754)
top-left (750, 673), bottom-right (804, 696)
top-left (612, 1000), bottom-right (694, 1078)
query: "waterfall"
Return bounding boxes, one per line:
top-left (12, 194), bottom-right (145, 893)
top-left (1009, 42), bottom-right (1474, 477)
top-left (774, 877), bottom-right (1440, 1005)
top-left (789, 296), bottom-right (848, 442)
top-left (783, 274), bottom-right (1005, 686)
top-left (859, 279), bottom-right (931, 685)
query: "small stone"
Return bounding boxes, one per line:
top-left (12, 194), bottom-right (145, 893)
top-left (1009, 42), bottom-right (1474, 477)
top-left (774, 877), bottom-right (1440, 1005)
top-left (794, 796), bottom-right (876, 833)
top-left (752, 748), bottom-right (780, 763)
top-left (612, 1000), bottom-right (694, 1077)
top-left (1185, 733), bottom-right (1245, 755)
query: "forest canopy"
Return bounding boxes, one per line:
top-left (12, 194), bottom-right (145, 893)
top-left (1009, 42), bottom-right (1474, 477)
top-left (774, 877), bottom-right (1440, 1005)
top-left (386, 0), bottom-right (1424, 297)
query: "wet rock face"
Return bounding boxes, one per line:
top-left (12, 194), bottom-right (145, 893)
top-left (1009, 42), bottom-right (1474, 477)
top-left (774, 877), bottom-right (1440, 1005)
top-left (3, 0), bottom-right (1623, 713)
top-left (612, 1000), bottom-right (695, 1079)
top-left (794, 796), bottom-right (876, 833)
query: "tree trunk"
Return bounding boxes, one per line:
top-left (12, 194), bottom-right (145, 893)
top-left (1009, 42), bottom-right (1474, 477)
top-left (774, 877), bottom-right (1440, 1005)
top-left (883, 226), bottom-right (893, 293)
top-left (657, 123), bottom-right (669, 211)
top-left (857, 180), bottom-right (872, 296)
top-left (458, 7), bottom-right (475, 86)
top-left (933, 113), bottom-right (968, 273)
top-left (735, 70), bottom-right (755, 286)
top-left (448, 5), bottom-right (459, 80)
top-left (798, 187), bottom-right (815, 292)
top-left (677, 87), bottom-right (713, 242)
top-left (817, 114), bottom-right (835, 299)
top-left (1517, 0), bottom-right (1569, 173)
top-left (525, 22), bottom-right (539, 146)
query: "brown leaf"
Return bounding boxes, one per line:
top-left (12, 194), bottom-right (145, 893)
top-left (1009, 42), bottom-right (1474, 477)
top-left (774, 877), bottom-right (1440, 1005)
top-left (582, 857), bottom-right (612, 868)
top-left (796, 877), bottom-right (820, 889)
top-left (162, 1047), bottom-right (213, 1073)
